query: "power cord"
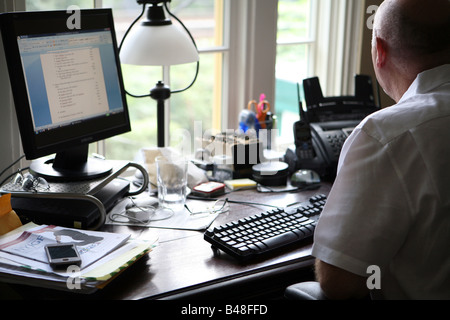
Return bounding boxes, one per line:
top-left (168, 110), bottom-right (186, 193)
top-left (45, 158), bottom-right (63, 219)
top-left (0, 155), bottom-right (25, 184)
top-left (109, 197), bottom-right (175, 224)
top-left (0, 159), bottom-right (31, 188)
top-left (187, 194), bottom-right (281, 210)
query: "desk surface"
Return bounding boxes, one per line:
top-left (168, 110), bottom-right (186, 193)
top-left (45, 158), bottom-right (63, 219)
top-left (6, 183), bottom-right (331, 300)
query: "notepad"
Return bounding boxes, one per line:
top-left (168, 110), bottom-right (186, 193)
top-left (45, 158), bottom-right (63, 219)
top-left (224, 178), bottom-right (257, 190)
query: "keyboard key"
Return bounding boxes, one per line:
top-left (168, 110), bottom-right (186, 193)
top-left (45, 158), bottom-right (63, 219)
top-left (261, 231), bottom-right (299, 249)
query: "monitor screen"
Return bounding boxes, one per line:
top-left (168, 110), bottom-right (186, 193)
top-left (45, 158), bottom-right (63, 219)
top-left (0, 9), bottom-right (131, 181)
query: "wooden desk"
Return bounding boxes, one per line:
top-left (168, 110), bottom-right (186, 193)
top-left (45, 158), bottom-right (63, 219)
top-left (5, 183), bottom-right (331, 300)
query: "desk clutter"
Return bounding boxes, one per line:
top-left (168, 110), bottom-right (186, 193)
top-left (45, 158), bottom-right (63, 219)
top-left (117, 147), bottom-right (322, 231)
top-left (0, 145), bottom-right (326, 293)
top-left (0, 194), bottom-right (154, 293)
top-left (197, 131), bottom-right (264, 181)
top-left (106, 193), bottom-right (227, 231)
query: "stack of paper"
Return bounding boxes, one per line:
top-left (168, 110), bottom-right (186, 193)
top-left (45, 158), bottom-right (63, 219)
top-left (0, 223), bottom-right (154, 293)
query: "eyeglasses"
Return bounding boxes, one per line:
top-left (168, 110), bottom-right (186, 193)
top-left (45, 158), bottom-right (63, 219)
top-left (185, 198), bottom-right (229, 216)
top-left (12, 172), bottom-right (50, 192)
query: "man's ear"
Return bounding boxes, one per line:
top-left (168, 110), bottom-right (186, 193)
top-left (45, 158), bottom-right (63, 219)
top-left (375, 37), bottom-right (387, 68)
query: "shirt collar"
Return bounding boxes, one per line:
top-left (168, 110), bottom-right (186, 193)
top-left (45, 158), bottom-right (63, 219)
top-left (399, 64), bottom-right (450, 103)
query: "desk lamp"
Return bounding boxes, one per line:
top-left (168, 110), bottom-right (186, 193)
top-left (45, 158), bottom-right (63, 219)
top-left (119, 0), bottom-right (199, 147)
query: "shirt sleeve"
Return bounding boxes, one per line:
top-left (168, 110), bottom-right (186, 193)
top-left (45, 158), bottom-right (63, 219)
top-left (311, 126), bottom-right (412, 277)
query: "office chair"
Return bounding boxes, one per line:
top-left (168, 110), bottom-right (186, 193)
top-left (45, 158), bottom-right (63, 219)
top-left (284, 281), bottom-right (328, 300)
top-left (285, 281), bottom-right (373, 300)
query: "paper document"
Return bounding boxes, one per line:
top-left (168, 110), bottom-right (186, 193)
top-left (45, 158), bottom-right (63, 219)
top-left (0, 224), bottom-right (130, 269)
top-left (0, 223), bottom-right (154, 293)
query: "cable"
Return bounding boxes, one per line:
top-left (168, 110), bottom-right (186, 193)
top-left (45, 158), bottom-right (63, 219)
top-left (187, 194), bottom-right (281, 209)
top-left (170, 61), bottom-right (199, 94)
top-left (0, 167), bottom-right (29, 187)
top-left (118, 3), bottom-right (146, 54)
top-left (163, 1), bottom-right (200, 94)
top-left (118, 3), bottom-right (151, 99)
top-left (109, 197), bottom-right (175, 225)
top-left (257, 183), bottom-right (321, 193)
top-left (164, 2), bottom-right (197, 51)
top-left (0, 155), bottom-right (25, 181)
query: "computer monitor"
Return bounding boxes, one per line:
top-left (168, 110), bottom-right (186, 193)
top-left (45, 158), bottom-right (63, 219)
top-left (0, 9), bottom-right (131, 181)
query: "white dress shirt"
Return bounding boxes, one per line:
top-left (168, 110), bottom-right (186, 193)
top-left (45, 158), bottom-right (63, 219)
top-left (311, 64), bottom-right (450, 299)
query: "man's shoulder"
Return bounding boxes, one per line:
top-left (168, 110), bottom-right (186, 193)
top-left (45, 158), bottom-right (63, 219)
top-left (359, 87), bottom-right (450, 145)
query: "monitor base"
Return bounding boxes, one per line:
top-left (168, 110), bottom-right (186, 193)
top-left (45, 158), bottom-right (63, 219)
top-left (30, 157), bottom-right (112, 182)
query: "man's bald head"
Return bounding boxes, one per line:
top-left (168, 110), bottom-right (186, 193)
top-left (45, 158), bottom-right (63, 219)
top-left (373, 0), bottom-right (450, 64)
top-left (371, 0), bottom-right (450, 101)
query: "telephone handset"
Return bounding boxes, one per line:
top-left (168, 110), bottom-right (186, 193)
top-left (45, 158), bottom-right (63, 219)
top-left (293, 121), bottom-right (315, 160)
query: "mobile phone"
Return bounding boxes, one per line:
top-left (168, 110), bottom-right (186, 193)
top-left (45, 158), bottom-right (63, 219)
top-left (45, 243), bottom-right (81, 269)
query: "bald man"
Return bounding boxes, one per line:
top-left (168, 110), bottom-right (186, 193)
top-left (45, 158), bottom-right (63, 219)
top-left (311, 0), bottom-right (450, 300)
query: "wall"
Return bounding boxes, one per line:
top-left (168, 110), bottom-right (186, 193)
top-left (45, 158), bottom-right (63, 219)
top-left (225, 0), bottom-right (278, 130)
top-left (0, 0), bottom-right (25, 180)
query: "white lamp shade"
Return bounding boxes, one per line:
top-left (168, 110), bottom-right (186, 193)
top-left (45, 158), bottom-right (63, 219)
top-left (120, 23), bottom-right (199, 66)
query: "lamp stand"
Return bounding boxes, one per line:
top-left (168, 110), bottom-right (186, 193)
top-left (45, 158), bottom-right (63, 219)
top-left (120, 0), bottom-right (199, 148)
top-left (150, 81), bottom-right (171, 147)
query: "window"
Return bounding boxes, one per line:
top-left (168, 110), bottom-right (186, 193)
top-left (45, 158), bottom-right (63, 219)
top-left (25, 0), bottom-right (93, 10)
top-left (274, 0), bottom-right (364, 148)
top-left (25, 0), bottom-right (225, 161)
top-left (275, 0), bottom-right (315, 146)
top-left (101, 0), bottom-right (225, 160)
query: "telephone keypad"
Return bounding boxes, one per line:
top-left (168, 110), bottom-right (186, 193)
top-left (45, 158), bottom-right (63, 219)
top-left (326, 132), bottom-right (347, 158)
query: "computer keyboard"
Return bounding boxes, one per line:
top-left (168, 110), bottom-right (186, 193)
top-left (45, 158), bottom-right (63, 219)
top-left (204, 194), bottom-right (327, 260)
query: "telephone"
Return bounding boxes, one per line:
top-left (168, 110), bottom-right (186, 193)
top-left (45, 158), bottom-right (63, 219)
top-left (287, 75), bottom-right (379, 180)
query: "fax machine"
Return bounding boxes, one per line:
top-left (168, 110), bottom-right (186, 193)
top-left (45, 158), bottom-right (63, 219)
top-left (286, 75), bottom-right (380, 180)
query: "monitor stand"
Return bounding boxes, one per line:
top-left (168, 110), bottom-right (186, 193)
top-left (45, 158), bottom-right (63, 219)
top-left (30, 144), bottom-right (112, 182)
top-left (11, 177), bottom-right (130, 229)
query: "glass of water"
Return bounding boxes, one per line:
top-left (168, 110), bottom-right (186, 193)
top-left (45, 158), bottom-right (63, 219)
top-left (155, 156), bottom-right (188, 212)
